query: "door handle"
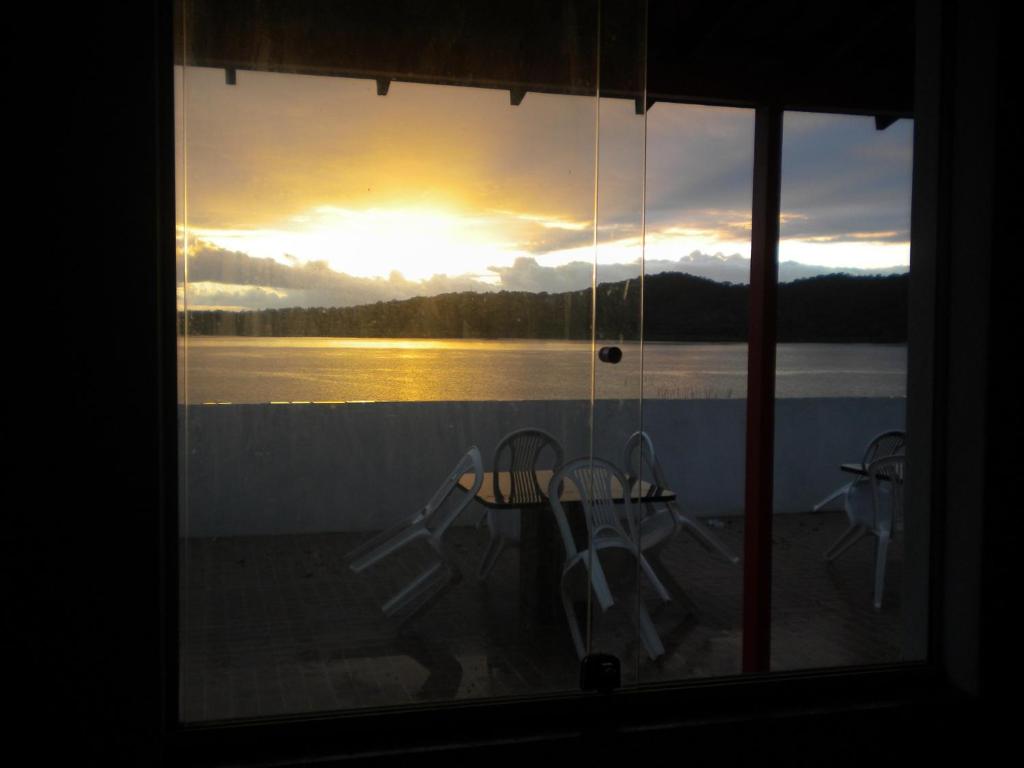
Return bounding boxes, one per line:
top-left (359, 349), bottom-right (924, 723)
top-left (598, 346), bottom-right (622, 364)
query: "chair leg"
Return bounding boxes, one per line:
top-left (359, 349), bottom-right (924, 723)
top-left (873, 532), bottom-right (891, 609)
top-left (584, 552), bottom-right (615, 612)
top-left (813, 483), bottom-right (851, 512)
top-left (476, 535), bottom-right (506, 580)
top-left (382, 560), bottom-right (446, 616)
top-left (561, 577), bottom-right (587, 659)
top-left (824, 523), bottom-right (867, 561)
top-left (633, 598), bottom-right (665, 660)
top-left (678, 516), bottom-right (740, 564)
top-left (639, 554), bottom-right (672, 603)
top-left (349, 526), bottom-right (425, 573)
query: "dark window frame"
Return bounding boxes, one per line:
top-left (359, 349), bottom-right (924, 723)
top-left (156, 2), bottom-right (991, 763)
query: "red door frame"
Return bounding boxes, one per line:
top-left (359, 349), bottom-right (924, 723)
top-left (743, 104), bottom-right (783, 673)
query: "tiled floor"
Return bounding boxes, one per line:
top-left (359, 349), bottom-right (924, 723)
top-left (179, 511), bottom-right (906, 721)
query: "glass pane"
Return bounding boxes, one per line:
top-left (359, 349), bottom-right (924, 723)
top-left (633, 103), bottom-right (754, 684)
top-left (177, 1), bottom-right (613, 720)
top-left (583, 1), bottom-right (649, 679)
top-left (771, 111), bottom-right (921, 670)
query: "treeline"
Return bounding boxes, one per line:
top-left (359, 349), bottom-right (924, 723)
top-left (181, 272), bottom-right (908, 343)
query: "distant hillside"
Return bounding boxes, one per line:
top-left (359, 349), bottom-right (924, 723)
top-left (181, 272), bottom-right (908, 343)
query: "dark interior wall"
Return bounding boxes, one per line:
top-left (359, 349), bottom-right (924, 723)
top-left (9, 2), bottom-right (171, 765)
top-left (923, 0), bottom-right (1018, 718)
top-left (6, 1), bottom-right (1014, 765)
top-left (980, 0), bottom-right (1018, 714)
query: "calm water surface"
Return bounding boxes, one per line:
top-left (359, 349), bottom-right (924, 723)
top-left (178, 337), bottom-right (906, 403)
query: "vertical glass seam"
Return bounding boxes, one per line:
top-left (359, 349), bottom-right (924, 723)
top-left (585, 0), bottom-right (603, 660)
top-left (177, 0), bottom-right (190, 722)
top-left (634, 0), bottom-right (649, 685)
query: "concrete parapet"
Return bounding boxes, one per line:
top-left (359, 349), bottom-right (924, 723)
top-left (179, 398), bottom-right (905, 537)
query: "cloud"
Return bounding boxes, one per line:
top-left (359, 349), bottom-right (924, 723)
top-left (489, 257), bottom-right (597, 292)
top-left (178, 240), bottom-right (495, 309)
top-left (175, 70), bottom-right (748, 253)
top-left (177, 68), bottom-right (912, 278)
top-left (180, 235), bottom-right (908, 311)
top-left (644, 104), bottom-right (757, 229)
top-left (491, 213), bottom-right (596, 254)
top-left (178, 282), bottom-right (290, 311)
top-left (177, 67), bottom-right (600, 233)
top-left (488, 252), bottom-right (906, 294)
top-left (779, 113), bottom-right (913, 243)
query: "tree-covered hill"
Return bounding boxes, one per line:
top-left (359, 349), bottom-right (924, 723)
top-left (181, 271), bottom-right (908, 343)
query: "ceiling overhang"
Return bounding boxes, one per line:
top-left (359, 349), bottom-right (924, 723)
top-left (177, 0), bottom-right (914, 116)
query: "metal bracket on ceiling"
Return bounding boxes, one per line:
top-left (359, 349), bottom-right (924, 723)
top-left (634, 96), bottom-right (657, 115)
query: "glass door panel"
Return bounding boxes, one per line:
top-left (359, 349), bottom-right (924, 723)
top-left (176, 0), bottom-right (613, 719)
top-left (771, 111), bottom-right (922, 670)
top-left (583, 0), bottom-right (649, 682)
top-left (633, 102), bottom-right (755, 684)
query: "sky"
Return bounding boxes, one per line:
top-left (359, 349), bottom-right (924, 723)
top-left (175, 66), bottom-right (914, 311)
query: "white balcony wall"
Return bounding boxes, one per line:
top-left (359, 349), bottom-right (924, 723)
top-left (180, 398), bottom-right (905, 538)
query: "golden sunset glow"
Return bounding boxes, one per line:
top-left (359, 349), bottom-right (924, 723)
top-left (175, 62), bottom-right (912, 311)
top-left (193, 205), bottom-right (523, 281)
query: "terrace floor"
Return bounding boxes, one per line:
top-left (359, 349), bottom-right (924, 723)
top-left (179, 510), bottom-right (907, 721)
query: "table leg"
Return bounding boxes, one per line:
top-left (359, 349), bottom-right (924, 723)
top-left (518, 505), bottom-right (562, 632)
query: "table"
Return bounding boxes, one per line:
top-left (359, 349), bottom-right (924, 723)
top-left (461, 470), bottom-right (670, 506)
top-left (458, 469), bottom-right (675, 630)
top-left (840, 463), bottom-right (868, 476)
top-left (841, 462), bottom-right (901, 482)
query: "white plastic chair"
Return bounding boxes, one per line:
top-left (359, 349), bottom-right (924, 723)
top-left (476, 428), bottom-right (563, 580)
top-left (346, 446), bottom-right (484, 618)
top-left (548, 457), bottom-right (671, 661)
top-left (622, 431), bottom-right (739, 564)
top-left (824, 453), bottom-right (905, 609)
top-left (813, 430), bottom-right (905, 512)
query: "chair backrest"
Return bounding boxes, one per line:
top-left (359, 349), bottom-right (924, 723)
top-left (424, 446), bottom-right (484, 537)
top-left (548, 457), bottom-right (636, 561)
top-left (622, 430), bottom-right (669, 497)
top-left (867, 453), bottom-right (905, 533)
top-left (492, 428), bottom-right (564, 505)
top-left (861, 430), bottom-right (906, 466)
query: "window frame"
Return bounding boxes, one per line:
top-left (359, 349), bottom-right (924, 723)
top-left (158, 1), bottom-right (978, 762)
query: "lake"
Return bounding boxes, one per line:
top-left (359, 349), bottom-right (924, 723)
top-left (177, 337), bottom-right (907, 404)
